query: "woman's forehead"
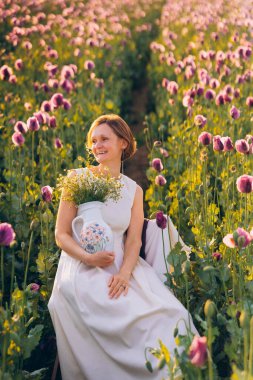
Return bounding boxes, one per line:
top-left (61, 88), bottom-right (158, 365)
top-left (91, 123), bottom-right (115, 137)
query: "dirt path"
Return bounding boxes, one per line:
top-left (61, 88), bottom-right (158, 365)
top-left (124, 84), bottom-right (150, 193)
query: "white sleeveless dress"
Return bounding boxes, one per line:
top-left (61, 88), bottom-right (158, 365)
top-left (48, 169), bottom-right (198, 380)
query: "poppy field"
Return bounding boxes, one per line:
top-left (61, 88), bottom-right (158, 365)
top-left (0, 0), bottom-right (253, 378)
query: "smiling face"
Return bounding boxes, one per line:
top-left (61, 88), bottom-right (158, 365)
top-left (91, 123), bottom-right (127, 165)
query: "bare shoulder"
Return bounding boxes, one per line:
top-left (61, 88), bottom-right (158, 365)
top-left (135, 184), bottom-right (143, 196)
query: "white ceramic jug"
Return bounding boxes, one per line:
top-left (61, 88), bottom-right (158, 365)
top-left (72, 201), bottom-right (114, 254)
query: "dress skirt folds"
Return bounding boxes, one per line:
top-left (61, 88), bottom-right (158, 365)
top-left (48, 169), bottom-right (198, 380)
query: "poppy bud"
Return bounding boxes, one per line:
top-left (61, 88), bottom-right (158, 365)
top-left (145, 361), bottom-right (153, 373)
top-left (204, 300), bottom-right (216, 318)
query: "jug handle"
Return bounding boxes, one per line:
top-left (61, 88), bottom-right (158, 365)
top-left (72, 215), bottom-right (85, 243)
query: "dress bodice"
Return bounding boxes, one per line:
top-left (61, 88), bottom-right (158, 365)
top-left (74, 167), bottom-right (137, 238)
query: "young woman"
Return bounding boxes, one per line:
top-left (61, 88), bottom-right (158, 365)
top-left (48, 114), bottom-right (198, 380)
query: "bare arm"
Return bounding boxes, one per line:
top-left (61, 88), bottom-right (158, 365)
top-left (120, 185), bottom-right (144, 276)
top-left (55, 171), bottom-right (115, 267)
top-left (108, 185), bottom-right (144, 298)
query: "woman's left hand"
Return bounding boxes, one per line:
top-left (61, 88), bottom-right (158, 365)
top-left (108, 271), bottom-right (130, 299)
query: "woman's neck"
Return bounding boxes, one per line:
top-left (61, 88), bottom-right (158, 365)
top-left (97, 163), bottom-right (122, 179)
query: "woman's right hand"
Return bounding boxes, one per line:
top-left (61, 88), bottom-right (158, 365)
top-left (84, 251), bottom-right (115, 267)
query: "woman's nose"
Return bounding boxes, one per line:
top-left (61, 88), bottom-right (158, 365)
top-left (96, 141), bottom-right (103, 148)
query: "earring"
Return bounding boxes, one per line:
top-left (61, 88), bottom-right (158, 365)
top-left (121, 150), bottom-right (125, 175)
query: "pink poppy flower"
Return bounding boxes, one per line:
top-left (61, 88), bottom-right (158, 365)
top-left (189, 336), bottom-right (207, 367)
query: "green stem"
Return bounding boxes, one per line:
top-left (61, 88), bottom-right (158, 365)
top-left (245, 194), bottom-right (248, 228)
top-left (185, 272), bottom-right (191, 329)
top-left (10, 248), bottom-right (15, 297)
top-left (207, 315), bottom-right (214, 380)
top-left (162, 229), bottom-right (169, 276)
top-left (244, 328), bottom-right (249, 375)
top-left (32, 132), bottom-right (35, 183)
top-left (45, 214), bottom-right (49, 293)
top-left (249, 317), bottom-right (253, 376)
top-left (1, 333), bottom-right (7, 375)
top-left (203, 159), bottom-right (208, 247)
top-left (24, 231), bottom-right (34, 289)
top-left (1, 246), bottom-right (4, 306)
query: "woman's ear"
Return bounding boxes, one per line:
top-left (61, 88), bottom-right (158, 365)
top-left (121, 139), bottom-right (128, 150)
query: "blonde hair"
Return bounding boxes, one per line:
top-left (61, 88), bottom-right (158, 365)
top-left (86, 114), bottom-right (136, 160)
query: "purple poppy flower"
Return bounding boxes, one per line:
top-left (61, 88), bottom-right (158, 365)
top-left (48, 79), bottom-right (59, 89)
top-left (234, 89), bottom-right (240, 98)
top-left (221, 136), bottom-right (233, 151)
top-left (27, 117), bottom-right (40, 132)
top-left (51, 93), bottom-right (64, 108)
top-left (205, 89), bottom-right (216, 100)
top-left (196, 85), bottom-right (204, 96)
top-left (168, 81), bottom-right (178, 95)
top-left (41, 83), bottom-right (49, 93)
top-left (235, 139), bottom-right (249, 154)
top-left (0, 65), bottom-right (13, 80)
top-left (156, 211), bottom-right (167, 229)
top-left (160, 147), bottom-right (169, 157)
top-left (155, 175), bottom-right (167, 186)
top-left (69, 64), bottom-right (78, 74)
top-left (162, 78), bottom-right (169, 89)
top-left (230, 105), bottom-right (240, 119)
top-left (12, 132), bottom-right (25, 146)
top-left (209, 78), bottom-right (220, 89)
top-left (22, 41), bottom-right (32, 50)
top-left (41, 101), bottom-right (52, 112)
top-left (33, 82), bottom-right (39, 91)
top-left (236, 75), bottom-right (245, 84)
top-left (60, 65), bottom-right (75, 80)
top-left (182, 95), bottom-right (194, 107)
top-left (14, 59), bottom-right (23, 70)
top-left (47, 64), bottom-right (58, 76)
top-left (152, 158), bottom-right (163, 172)
top-left (54, 138), bottom-right (62, 149)
top-left (41, 185), bottom-right (53, 202)
top-left (9, 75), bottom-right (17, 84)
top-left (14, 121), bottom-right (28, 134)
top-left (60, 79), bottom-right (75, 93)
top-left (62, 99), bottom-right (71, 110)
top-left (194, 115), bottom-right (207, 128)
top-left (212, 252), bottom-right (222, 261)
top-left (198, 132), bottom-right (212, 145)
top-left (84, 60), bottom-right (95, 70)
top-left (49, 116), bottom-right (57, 129)
top-left (246, 97), bottom-right (253, 107)
top-left (223, 227), bottom-right (252, 248)
top-left (215, 93), bottom-right (225, 106)
top-left (213, 135), bottom-right (224, 151)
top-left (95, 78), bottom-right (104, 88)
top-left (34, 111), bottom-right (46, 125)
top-left (0, 223), bottom-right (16, 246)
top-left (48, 49), bottom-right (58, 59)
top-left (30, 283), bottom-right (40, 292)
top-left (236, 175), bottom-right (253, 193)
